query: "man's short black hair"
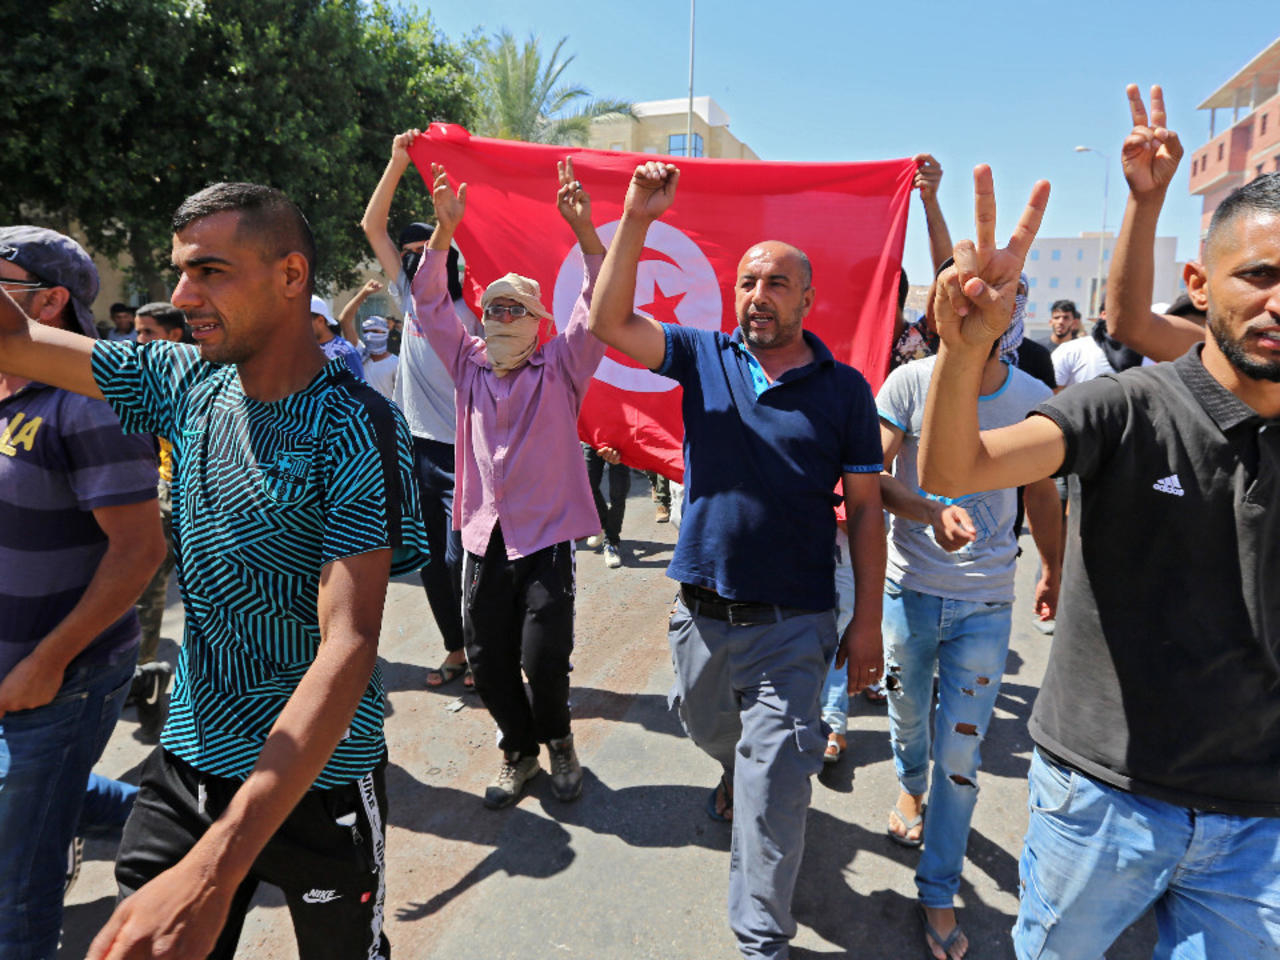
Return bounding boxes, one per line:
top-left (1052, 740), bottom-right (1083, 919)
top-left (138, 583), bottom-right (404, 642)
top-left (1050, 299), bottom-right (1079, 318)
top-left (172, 182), bottom-right (317, 291)
top-left (1206, 173), bottom-right (1280, 262)
top-left (898, 270), bottom-right (910, 312)
top-left (137, 301), bottom-right (187, 332)
top-left (109, 302), bottom-right (135, 315)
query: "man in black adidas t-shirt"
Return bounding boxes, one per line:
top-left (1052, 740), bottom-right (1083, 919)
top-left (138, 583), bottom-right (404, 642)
top-left (920, 158), bottom-right (1280, 959)
top-left (0, 184), bottom-right (429, 960)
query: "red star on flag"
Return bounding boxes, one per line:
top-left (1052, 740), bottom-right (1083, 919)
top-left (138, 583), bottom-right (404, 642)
top-left (638, 281), bottom-right (686, 326)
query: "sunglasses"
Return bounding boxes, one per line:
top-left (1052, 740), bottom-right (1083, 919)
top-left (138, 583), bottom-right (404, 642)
top-left (484, 303), bottom-right (530, 319)
top-left (0, 278), bottom-right (51, 291)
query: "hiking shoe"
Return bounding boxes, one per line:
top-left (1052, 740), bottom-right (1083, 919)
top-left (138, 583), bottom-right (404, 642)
top-left (547, 735), bottom-right (583, 802)
top-left (603, 543), bottom-right (622, 569)
top-left (484, 752), bottom-right (540, 809)
top-left (65, 838), bottom-right (83, 894)
top-left (655, 503), bottom-right (671, 523)
top-left (585, 533), bottom-right (603, 549)
top-left (133, 661), bottom-right (172, 744)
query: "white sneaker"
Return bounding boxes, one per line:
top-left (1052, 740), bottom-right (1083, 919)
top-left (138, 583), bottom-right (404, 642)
top-left (585, 534), bottom-right (603, 549)
top-left (603, 543), bottom-right (622, 568)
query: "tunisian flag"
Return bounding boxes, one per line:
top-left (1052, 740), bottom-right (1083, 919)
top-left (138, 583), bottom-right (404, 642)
top-left (409, 124), bottom-right (914, 481)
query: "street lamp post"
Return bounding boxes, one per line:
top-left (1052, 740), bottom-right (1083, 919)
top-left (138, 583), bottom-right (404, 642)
top-left (1075, 145), bottom-right (1110, 319)
top-left (685, 0), bottom-right (695, 157)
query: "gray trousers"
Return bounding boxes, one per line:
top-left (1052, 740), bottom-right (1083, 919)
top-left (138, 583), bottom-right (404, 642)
top-left (668, 596), bottom-right (838, 960)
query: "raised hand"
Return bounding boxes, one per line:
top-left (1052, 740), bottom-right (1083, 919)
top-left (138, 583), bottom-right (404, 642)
top-left (359, 278), bottom-right (383, 297)
top-left (392, 129), bottom-right (420, 166)
top-left (933, 165), bottom-right (1050, 349)
top-left (1121, 84), bottom-right (1183, 198)
top-left (913, 153), bottom-right (943, 202)
top-left (429, 162), bottom-right (467, 234)
top-left (623, 162), bottom-right (679, 222)
top-left (556, 157), bottom-right (593, 230)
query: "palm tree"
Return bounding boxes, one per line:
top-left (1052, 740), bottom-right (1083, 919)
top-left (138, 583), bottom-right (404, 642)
top-left (474, 31), bottom-right (633, 145)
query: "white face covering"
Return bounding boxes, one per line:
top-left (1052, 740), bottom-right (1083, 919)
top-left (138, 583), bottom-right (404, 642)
top-left (483, 315), bottom-right (540, 377)
top-left (363, 331), bottom-right (389, 354)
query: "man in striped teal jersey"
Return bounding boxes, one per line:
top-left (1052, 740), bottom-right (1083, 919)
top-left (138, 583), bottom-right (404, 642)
top-left (0, 183), bottom-right (430, 960)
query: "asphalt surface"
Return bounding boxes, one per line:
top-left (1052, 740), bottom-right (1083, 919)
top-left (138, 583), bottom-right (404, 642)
top-left (62, 481), bottom-right (1157, 959)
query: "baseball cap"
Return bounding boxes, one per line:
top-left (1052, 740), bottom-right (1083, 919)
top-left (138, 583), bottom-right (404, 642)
top-left (0, 225), bottom-right (100, 338)
top-left (309, 294), bottom-right (336, 327)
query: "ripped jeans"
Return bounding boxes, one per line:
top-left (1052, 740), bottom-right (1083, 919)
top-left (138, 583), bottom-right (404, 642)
top-left (882, 578), bottom-right (1012, 908)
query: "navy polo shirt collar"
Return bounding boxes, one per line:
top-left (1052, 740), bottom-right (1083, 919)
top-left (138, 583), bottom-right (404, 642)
top-left (729, 327), bottom-right (835, 387)
top-left (1175, 343), bottom-right (1266, 432)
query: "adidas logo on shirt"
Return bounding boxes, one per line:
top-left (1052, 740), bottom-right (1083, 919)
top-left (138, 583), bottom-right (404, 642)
top-left (1153, 474), bottom-right (1184, 496)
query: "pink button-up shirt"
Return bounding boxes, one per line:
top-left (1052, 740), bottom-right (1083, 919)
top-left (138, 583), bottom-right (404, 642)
top-left (411, 249), bottom-right (607, 559)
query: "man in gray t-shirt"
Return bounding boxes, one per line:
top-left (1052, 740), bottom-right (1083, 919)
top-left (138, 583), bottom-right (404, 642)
top-left (876, 343), bottom-right (1060, 958)
top-left (362, 131), bottom-right (477, 687)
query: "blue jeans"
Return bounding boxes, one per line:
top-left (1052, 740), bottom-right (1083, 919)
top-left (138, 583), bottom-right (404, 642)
top-left (0, 654), bottom-right (137, 959)
top-left (883, 579), bottom-right (1012, 908)
top-left (413, 436), bottom-right (464, 654)
top-left (1014, 748), bottom-right (1280, 959)
top-left (820, 528), bottom-right (855, 735)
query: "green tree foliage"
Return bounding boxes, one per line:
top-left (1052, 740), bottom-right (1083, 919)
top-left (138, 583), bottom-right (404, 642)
top-left (0, 0), bottom-right (474, 295)
top-left (474, 30), bottom-right (632, 146)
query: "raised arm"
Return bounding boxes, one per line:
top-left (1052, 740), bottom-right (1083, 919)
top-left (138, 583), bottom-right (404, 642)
top-left (588, 162), bottom-right (679, 371)
top-left (877, 420), bottom-right (976, 550)
top-left (361, 129), bottom-right (420, 282)
top-left (408, 164), bottom-right (477, 378)
top-left (0, 285), bottom-right (103, 398)
top-left (554, 157), bottom-right (609, 387)
top-left (919, 165), bottom-right (1066, 497)
top-left (914, 154), bottom-right (954, 273)
top-left (1109, 84), bottom-right (1203, 361)
top-left (338, 279), bottom-right (383, 346)
top-left (89, 547), bottom-right (393, 960)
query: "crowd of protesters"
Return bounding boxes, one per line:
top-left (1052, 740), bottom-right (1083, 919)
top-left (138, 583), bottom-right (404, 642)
top-left (0, 79), bottom-right (1276, 960)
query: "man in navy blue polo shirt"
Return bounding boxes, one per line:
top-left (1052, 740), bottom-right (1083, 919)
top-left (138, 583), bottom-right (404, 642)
top-left (590, 161), bottom-right (886, 960)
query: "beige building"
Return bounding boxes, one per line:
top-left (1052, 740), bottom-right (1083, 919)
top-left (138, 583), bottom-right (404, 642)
top-left (589, 96), bottom-right (758, 160)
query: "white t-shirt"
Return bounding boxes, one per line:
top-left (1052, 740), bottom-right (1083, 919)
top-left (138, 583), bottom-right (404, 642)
top-left (1052, 336), bottom-right (1112, 388)
top-left (362, 353), bottom-right (399, 400)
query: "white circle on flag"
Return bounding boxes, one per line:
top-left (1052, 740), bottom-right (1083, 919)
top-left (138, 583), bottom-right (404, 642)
top-left (553, 220), bottom-right (723, 393)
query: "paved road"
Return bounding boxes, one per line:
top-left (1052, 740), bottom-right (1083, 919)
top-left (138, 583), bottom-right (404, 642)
top-left (62, 483), bottom-right (1156, 958)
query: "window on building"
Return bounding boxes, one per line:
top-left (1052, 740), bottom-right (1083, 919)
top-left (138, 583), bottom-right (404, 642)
top-left (1218, 143), bottom-right (1224, 161)
top-left (1029, 250), bottom-right (1040, 261)
top-left (1051, 249), bottom-right (1061, 261)
top-left (1275, 156), bottom-right (1280, 172)
top-left (1190, 158), bottom-right (1197, 175)
top-left (1258, 164), bottom-right (1265, 178)
top-left (609, 142), bottom-right (624, 151)
top-left (667, 132), bottom-right (704, 158)
top-left (1202, 153), bottom-right (1208, 168)
top-left (1263, 114), bottom-right (1269, 136)
top-left (1028, 277), bottom-right (1038, 287)
top-left (1104, 248), bottom-right (1111, 261)
top-left (1075, 277), bottom-right (1082, 289)
top-left (1049, 277), bottom-right (1059, 289)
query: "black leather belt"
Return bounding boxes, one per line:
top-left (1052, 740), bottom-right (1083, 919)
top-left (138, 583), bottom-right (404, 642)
top-left (680, 584), bottom-right (786, 627)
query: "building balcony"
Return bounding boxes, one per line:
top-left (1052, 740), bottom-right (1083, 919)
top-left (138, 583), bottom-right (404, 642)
top-left (1189, 123), bottom-right (1253, 195)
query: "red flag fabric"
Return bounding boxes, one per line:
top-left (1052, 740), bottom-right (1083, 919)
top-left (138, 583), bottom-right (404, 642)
top-left (409, 124), bottom-right (914, 482)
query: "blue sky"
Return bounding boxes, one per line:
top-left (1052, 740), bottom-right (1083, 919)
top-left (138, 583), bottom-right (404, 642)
top-left (420, 0), bottom-right (1273, 285)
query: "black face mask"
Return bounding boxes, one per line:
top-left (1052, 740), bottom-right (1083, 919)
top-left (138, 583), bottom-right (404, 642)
top-left (401, 248), bottom-right (422, 280)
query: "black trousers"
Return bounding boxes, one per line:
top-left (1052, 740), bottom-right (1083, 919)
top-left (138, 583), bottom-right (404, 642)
top-left (583, 445), bottom-right (631, 546)
top-left (116, 748), bottom-right (390, 960)
top-left (412, 436), bottom-right (465, 653)
top-left (463, 523), bottom-right (575, 757)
